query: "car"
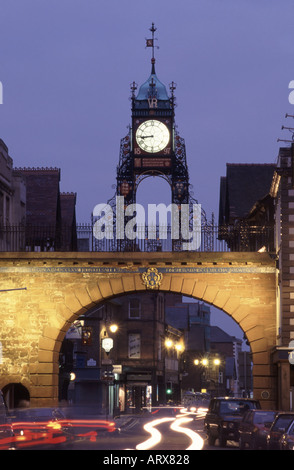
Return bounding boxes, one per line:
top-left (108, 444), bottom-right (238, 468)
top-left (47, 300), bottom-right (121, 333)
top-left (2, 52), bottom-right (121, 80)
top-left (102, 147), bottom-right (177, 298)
top-left (0, 390), bottom-right (14, 450)
top-left (204, 397), bottom-right (261, 447)
top-left (238, 409), bottom-right (277, 449)
top-left (9, 407), bottom-right (73, 449)
top-left (266, 412), bottom-right (294, 450)
top-left (279, 419), bottom-right (294, 450)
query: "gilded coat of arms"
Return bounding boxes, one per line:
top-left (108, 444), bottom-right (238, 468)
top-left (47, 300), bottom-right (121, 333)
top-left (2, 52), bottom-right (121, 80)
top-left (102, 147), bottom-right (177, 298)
top-left (142, 267), bottom-right (163, 289)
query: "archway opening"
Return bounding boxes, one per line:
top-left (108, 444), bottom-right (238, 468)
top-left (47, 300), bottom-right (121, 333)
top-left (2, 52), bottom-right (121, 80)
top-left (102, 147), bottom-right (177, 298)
top-left (58, 290), bottom-right (252, 414)
top-left (135, 174), bottom-right (172, 224)
top-left (136, 173), bottom-right (171, 203)
top-left (134, 176), bottom-right (173, 250)
top-left (2, 383), bottom-right (30, 409)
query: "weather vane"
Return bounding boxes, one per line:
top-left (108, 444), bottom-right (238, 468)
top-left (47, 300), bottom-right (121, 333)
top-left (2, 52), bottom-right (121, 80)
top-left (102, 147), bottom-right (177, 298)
top-left (145, 23), bottom-right (159, 68)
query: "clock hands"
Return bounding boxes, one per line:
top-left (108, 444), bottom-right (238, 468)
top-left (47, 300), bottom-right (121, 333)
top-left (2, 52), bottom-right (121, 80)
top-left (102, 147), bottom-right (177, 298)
top-left (136, 120), bottom-right (170, 152)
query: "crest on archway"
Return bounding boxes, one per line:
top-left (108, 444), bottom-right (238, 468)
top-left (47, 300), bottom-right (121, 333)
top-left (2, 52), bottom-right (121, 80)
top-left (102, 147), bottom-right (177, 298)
top-left (142, 267), bottom-right (163, 289)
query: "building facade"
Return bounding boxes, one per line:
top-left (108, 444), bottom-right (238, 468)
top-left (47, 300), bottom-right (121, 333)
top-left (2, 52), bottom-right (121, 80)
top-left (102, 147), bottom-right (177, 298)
top-left (0, 139), bottom-right (26, 250)
top-left (219, 146), bottom-right (294, 409)
top-left (271, 143), bottom-right (294, 410)
top-left (60, 292), bottom-right (186, 415)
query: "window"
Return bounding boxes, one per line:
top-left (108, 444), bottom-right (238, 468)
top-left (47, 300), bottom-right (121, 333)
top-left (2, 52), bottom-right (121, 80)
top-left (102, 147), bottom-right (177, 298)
top-left (157, 295), bottom-right (164, 322)
top-left (0, 191), bottom-right (3, 226)
top-left (158, 337), bottom-right (162, 360)
top-left (129, 298), bottom-right (141, 318)
top-left (128, 333), bottom-right (141, 358)
top-left (5, 196), bottom-right (10, 224)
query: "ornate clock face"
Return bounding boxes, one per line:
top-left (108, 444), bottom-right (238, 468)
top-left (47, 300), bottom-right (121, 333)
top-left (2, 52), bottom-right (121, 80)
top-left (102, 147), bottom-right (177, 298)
top-left (135, 120), bottom-right (170, 153)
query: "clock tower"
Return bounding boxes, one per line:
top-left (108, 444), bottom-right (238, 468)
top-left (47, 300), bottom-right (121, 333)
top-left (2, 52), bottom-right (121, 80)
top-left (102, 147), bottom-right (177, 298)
top-left (97, 24), bottom-right (203, 251)
top-left (117, 23), bottom-right (190, 209)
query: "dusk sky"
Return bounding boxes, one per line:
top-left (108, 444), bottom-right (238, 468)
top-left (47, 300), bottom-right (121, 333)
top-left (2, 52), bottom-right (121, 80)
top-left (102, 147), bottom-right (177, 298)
top-left (1, 0), bottom-right (294, 341)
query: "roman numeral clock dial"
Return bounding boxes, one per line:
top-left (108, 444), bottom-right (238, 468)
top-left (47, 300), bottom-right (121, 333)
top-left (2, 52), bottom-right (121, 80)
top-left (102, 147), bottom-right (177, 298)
top-left (135, 120), bottom-right (170, 153)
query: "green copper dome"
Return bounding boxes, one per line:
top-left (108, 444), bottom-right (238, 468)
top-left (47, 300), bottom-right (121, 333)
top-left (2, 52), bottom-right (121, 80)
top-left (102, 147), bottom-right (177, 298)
top-left (136, 70), bottom-right (170, 102)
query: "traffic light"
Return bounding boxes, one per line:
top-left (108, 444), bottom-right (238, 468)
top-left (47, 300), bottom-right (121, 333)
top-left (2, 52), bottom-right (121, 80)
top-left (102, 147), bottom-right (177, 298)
top-left (166, 382), bottom-right (172, 395)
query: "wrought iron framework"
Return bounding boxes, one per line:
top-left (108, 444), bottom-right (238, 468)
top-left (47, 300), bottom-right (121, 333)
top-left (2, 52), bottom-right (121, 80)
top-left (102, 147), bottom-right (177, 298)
top-left (0, 223), bottom-right (273, 253)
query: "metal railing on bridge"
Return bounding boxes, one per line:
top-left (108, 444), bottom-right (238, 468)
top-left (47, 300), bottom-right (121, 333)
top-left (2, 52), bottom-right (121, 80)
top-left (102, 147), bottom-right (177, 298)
top-left (0, 223), bottom-right (274, 253)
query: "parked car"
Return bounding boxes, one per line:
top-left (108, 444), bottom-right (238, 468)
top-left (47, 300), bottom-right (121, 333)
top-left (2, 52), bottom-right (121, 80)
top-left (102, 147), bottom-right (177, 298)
top-left (204, 397), bottom-right (261, 447)
top-left (279, 419), bottom-right (294, 450)
top-left (239, 409), bottom-right (277, 449)
top-left (266, 412), bottom-right (294, 450)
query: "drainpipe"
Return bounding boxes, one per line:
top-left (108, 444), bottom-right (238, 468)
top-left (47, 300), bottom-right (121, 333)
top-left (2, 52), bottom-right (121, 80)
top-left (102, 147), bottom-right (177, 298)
top-left (276, 261), bottom-right (282, 347)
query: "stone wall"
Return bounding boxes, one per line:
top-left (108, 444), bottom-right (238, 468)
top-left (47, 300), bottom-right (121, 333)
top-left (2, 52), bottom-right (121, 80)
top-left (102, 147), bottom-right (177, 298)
top-left (0, 251), bottom-right (277, 408)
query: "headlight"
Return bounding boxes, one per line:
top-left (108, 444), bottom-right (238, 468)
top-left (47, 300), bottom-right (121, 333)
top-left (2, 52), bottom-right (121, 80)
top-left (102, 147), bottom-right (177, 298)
top-left (222, 422), bottom-right (234, 429)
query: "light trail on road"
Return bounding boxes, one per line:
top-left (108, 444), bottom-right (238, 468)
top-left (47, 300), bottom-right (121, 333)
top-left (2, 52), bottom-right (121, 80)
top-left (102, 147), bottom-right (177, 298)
top-left (135, 414), bottom-right (204, 451)
top-left (170, 417), bottom-right (204, 450)
top-left (136, 417), bottom-right (175, 450)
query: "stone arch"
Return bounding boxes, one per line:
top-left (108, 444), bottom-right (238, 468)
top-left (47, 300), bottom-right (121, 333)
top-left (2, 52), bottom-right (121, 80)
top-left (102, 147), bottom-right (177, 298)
top-left (0, 252), bottom-right (276, 408)
top-left (35, 266), bottom-right (276, 409)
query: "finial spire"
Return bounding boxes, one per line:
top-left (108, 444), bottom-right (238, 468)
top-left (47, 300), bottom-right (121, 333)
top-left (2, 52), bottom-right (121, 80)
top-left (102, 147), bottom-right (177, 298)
top-left (146, 23), bottom-right (158, 74)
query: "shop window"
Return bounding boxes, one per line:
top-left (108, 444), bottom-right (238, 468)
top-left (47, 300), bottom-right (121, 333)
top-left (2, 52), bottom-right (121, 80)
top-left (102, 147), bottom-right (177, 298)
top-left (128, 333), bottom-right (141, 358)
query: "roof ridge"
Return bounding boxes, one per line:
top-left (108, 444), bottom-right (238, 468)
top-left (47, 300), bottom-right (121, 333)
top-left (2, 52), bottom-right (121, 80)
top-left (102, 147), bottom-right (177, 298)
top-left (226, 163), bottom-right (276, 167)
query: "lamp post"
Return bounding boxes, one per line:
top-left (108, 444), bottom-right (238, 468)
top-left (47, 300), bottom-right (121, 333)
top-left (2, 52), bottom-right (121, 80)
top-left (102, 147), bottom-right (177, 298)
top-left (213, 358), bottom-right (221, 396)
top-left (164, 336), bottom-right (185, 403)
top-left (101, 324), bottom-right (118, 419)
top-left (193, 355), bottom-right (222, 396)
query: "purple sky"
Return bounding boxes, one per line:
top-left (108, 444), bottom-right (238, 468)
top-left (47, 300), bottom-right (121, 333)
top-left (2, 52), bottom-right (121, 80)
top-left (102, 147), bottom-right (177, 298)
top-left (1, 0), bottom-right (293, 341)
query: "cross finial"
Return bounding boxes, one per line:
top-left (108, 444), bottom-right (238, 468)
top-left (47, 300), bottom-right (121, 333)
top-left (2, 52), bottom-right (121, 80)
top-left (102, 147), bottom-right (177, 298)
top-left (130, 81), bottom-right (137, 98)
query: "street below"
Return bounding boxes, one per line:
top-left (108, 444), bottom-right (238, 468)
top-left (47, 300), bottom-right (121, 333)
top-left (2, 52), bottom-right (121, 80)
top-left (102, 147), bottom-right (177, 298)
top-left (17, 406), bottom-right (239, 451)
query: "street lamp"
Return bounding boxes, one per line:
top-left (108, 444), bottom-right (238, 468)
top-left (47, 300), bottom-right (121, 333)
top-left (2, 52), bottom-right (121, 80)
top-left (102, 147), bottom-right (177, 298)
top-left (69, 372), bottom-right (76, 382)
top-left (101, 335), bottom-right (114, 355)
top-left (101, 326), bottom-right (119, 419)
top-left (109, 323), bottom-right (118, 333)
top-left (164, 336), bottom-right (185, 404)
top-left (193, 356), bottom-right (221, 395)
top-left (175, 343), bottom-right (184, 353)
top-left (165, 338), bottom-right (173, 348)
